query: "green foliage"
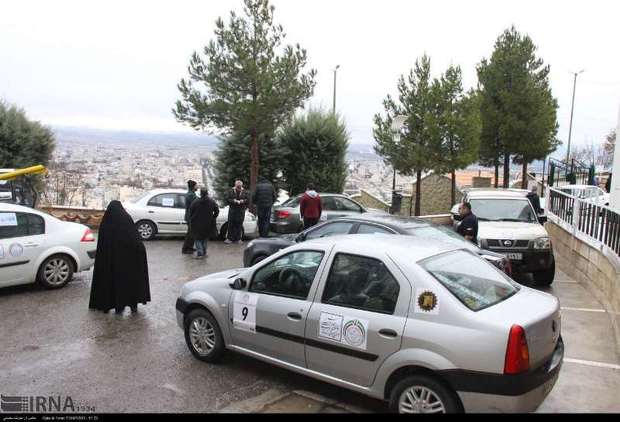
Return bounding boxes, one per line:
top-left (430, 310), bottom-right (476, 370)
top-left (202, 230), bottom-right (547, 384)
top-left (173, 0), bottom-right (316, 189)
top-left (277, 109), bottom-right (349, 196)
top-left (212, 131), bottom-right (283, 203)
top-left (477, 26), bottom-right (559, 186)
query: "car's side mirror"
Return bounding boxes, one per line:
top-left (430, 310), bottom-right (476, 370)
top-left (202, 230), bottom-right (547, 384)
top-left (230, 278), bottom-right (247, 290)
top-left (295, 233), bottom-right (306, 243)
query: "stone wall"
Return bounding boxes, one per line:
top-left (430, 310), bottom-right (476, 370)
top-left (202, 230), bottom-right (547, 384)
top-left (39, 206), bottom-right (105, 229)
top-left (405, 173), bottom-right (463, 217)
top-left (547, 221), bottom-right (620, 353)
top-left (351, 190), bottom-right (390, 213)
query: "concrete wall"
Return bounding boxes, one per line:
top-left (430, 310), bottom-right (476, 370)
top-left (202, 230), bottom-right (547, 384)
top-left (408, 173), bottom-right (463, 216)
top-left (547, 221), bottom-right (620, 353)
top-left (351, 190), bottom-right (390, 213)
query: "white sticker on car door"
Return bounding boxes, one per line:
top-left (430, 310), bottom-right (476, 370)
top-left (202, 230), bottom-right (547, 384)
top-left (233, 292), bottom-right (259, 333)
top-left (318, 312), bottom-right (369, 350)
top-left (0, 213), bottom-right (18, 226)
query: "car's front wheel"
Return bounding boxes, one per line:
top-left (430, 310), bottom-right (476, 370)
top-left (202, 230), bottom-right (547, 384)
top-left (37, 255), bottom-right (74, 289)
top-left (389, 375), bottom-right (462, 414)
top-left (534, 257), bottom-right (556, 286)
top-left (136, 220), bottom-right (156, 241)
top-left (184, 309), bottom-right (225, 363)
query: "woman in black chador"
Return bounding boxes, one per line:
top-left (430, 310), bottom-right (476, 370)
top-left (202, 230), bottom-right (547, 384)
top-left (89, 201), bottom-right (150, 314)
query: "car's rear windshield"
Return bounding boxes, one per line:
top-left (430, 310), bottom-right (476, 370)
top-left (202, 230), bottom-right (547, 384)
top-left (420, 250), bottom-right (519, 311)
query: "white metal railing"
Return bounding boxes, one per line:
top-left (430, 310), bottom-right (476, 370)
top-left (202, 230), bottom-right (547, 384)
top-left (547, 187), bottom-right (620, 257)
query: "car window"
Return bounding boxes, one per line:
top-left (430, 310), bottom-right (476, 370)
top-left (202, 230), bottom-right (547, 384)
top-left (283, 196), bottom-right (301, 208)
top-left (0, 212), bottom-right (45, 239)
top-left (469, 199), bottom-right (536, 223)
top-left (334, 197), bottom-right (363, 213)
top-left (148, 194), bottom-right (178, 208)
top-left (305, 222), bottom-right (355, 240)
top-left (250, 251), bottom-right (324, 300)
top-left (321, 196), bottom-right (337, 211)
top-left (175, 194), bottom-right (187, 209)
top-left (357, 224), bottom-right (394, 235)
top-left (322, 253), bottom-right (400, 315)
top-left (420, 250), bottom-right (519, 312)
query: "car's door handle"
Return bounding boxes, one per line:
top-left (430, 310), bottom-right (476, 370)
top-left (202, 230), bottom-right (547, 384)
top-left (148, 211), bottom-right (155, 214)
top-left (287, 312), bottom-right (303, 321)
top-left (379, 329), bottom-right (398, 339)
top-left (23, 242), bottom-right (39, 248)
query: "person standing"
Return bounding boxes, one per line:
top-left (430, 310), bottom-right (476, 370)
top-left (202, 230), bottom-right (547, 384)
top-left (182, 180), bottom-right (199, 254)
top-left (189, 188), bottom-right (219, 259)
top-left (225, 180), bottom-right (249, 244)
top-left (606, 174), bottom-right (613, 193)
top-left (252, 176), bottom-right (277, 238)
top-left (527, 184), bottom-right (542, 215)
top-left (456, 202), bottom-right (479, 245)
top-left (299, 184), bottom-right (322, 230)
top-left (89, 201), bottom-right (150, 314)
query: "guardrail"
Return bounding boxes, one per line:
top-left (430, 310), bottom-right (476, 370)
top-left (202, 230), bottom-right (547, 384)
top-left (547, 187), bottom-right (620, 257)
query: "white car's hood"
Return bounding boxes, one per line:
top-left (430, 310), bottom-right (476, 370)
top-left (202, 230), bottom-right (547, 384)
top-left (478, 221), bottom-right (548, 241)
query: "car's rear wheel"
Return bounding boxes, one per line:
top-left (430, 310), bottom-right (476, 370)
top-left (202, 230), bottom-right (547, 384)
top-left (219, 223), bottom-right (245, 241)
top-left (534, 258), bottom-right (556, 286)
top-left (184, 309), bottom-right (225, 363)
top-left (136, 220), bottom-right (156, 241)
top-left (37, 255), bottom-right (74, 289)
top-left (389, 375), bottom-right (462, 414)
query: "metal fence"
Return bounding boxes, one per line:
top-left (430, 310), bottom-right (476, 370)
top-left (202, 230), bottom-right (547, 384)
top-left (548, 187), bottom-right (620, 256)
top-left (547, 158), bottom-right (592, 187)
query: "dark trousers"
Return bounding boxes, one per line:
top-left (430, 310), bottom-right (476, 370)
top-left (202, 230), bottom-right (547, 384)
top-left (257, 206), bottom-right (272, 238)
top-left (227, 215), bottom-right (245, 242)
top-left (303, 218), bottom-right (320, 230)
top-left (182, 224), bottom-right (194, 252)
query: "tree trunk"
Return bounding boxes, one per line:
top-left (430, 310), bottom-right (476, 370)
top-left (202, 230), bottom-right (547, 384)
top-left (503, 153), bottom-right (510, 188)
top-left (451, 169), bottom-right (456, 205)
top-left (522, 160), bottom-right (528, 190)
top-left (250, 128), bottom-right (259, 193)
top-left (494, 162), bottom-right (499, 188)
top-left (415, 170), bottom-right (422, 216)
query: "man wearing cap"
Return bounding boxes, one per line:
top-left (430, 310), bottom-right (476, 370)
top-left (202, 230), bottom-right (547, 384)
top-left (182, 180), bottom-right (199, 254)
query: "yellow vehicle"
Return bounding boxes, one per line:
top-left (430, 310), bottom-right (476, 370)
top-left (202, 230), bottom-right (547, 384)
top-left (0, 165), bottom-right (47, 208)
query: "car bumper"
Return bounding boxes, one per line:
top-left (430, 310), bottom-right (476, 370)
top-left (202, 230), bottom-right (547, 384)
top-left (270, 220), bottom-right (299, 234)
top-left (176, 298), bottom-right (189, 329)
top-left (452, 338), bottom-right (564, 413)
top-left (487, 249), bottom-right (554, 273)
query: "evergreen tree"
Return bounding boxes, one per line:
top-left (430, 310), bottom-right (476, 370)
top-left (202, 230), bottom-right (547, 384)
top-left (174, 0), bottom-right (316, 192)
top-left (0, 100), bottom-right (55, 168)
top-left (374, 55), bottom-right (435, 216)
top-left (277, 109), bottom-right (349, 196)
top-left (477, 26), bottom-right (559, 188)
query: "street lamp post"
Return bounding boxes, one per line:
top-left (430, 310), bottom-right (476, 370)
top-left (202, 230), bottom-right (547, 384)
top-left (390, 115), bottom-right (407, 214)
top-left (566, 69), bottom-right (585, 163)
top-left (332, 65), bottom-right (340, 114)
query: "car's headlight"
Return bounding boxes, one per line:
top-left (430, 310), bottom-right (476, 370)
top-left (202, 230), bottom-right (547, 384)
top-left (247, 241), bottom-right (255, 248)
top-left (533, 237), bottom-right (551, 250)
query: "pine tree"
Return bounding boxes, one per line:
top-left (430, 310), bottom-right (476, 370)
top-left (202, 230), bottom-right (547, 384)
top-left (173, 0), bottom-right (316, 192)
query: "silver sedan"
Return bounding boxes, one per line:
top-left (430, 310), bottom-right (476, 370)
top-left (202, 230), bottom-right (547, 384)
top-left (176, 235), bottom-right (563, 413)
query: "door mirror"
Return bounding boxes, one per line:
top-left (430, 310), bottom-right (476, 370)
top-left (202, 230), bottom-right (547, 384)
top-left (230, 278), bottom-right (247, 290)
top-left (295, 232), bottom-right (306, 243)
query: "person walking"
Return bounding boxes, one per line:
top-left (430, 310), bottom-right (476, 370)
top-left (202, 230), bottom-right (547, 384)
top-left (252, 176), bottom-right (277, 238)
top-left (299, 184), bottom-right (322, 230)
top-left (225, 180), bottom-right (249, 244)
top-left (89, 201), bottom-right (150, 314)
top-left (189, 188), bottom-right (219, 259)
top-left (456, 202), bottom-right (479, 245)
top-left (182, 180), bottom-right (199, 254)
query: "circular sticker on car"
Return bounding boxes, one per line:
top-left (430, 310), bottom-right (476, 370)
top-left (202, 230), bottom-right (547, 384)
top-left (9, 243), bottom-right (24, 258)
top-left (416, 290), bottom-right (439, 315)
top-left (343, 320), bottom-right (366, 348)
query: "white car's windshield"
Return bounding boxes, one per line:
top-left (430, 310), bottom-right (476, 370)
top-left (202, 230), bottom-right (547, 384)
top-left (421, 250), bottom-right (519, 311)
top-left (469, 198), bottom-right (537, 223)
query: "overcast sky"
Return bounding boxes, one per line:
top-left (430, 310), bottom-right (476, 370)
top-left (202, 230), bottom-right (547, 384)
top-left (1, 0), bottom-right (619, 154)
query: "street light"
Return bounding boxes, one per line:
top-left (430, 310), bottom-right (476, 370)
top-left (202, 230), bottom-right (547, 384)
top-left (566, 69), bottom-right (585, 164)
top-left (332, 65), bottom-right (340, 114)
top-left (390, 115), bottom-right (407, 214)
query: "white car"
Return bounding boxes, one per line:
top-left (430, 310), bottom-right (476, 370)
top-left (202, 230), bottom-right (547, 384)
top-left (557, 185), bottom-right (610, 206)
top-left (122, 189), bottom-right (258, 241)
top-left (0, 203), bottom-right (96, 289)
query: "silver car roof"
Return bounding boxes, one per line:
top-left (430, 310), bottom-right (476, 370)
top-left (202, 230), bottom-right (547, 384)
top-left (466, 189), bottom-right (529, 199)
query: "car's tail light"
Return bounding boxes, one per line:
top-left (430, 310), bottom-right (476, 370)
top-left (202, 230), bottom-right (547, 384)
top-left (504, 325), bottom-right (530, 374)
top-left (276, 210), bottom-right (291, 219)
top-left (81, 229), bottom-right (96, 242)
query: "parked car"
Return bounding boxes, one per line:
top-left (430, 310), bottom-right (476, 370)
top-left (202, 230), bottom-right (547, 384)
top-left (0, 203), bottom-right (96, 289)
top-left (122, 189), bottom-right (258, 241)
top-left (451, 189), bottom-right (555, 285)
top-left (557, 185), bottom-right (610, 207)
top-left (176, 235), bottom-right (563, 413)
top-left (270, 193), bottom-right (386, 234)
top-left (244, 215), bottom-right (512, 276)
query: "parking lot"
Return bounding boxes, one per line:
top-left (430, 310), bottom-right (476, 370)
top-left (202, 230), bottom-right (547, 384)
top-left (1, 239), bottom-right (619, 413)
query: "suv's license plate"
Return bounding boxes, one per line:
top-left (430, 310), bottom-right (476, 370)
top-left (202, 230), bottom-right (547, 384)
top-left (507, 253), bottom-right (523, 261)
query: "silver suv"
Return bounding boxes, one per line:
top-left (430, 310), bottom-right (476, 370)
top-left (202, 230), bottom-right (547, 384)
top-left (176, 235), bottom-right (563, 413)
top-left (452, 189), bottom-right (555, 285)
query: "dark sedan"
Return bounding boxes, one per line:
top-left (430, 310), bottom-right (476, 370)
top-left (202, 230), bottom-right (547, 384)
top-left (244, 214), bottom-right (512, 275)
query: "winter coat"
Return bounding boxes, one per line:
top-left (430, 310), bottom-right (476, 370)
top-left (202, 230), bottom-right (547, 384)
top-left (184, 190), bottom-right (198, 222)
top-left (226, 188), bottom-right (249, 222)
top-left (300, 190), bottom-right (322, 220)
top-left (189, 196), bottom-right (220, 240)
top-left (252, 179), bottom-right (277, 209)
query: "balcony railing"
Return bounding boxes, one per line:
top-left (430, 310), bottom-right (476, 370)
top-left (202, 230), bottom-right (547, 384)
top-left (548, 187), bottom-right (620, 257)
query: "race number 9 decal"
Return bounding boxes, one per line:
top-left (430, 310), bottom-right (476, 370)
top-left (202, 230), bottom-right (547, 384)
top-left (242, 307), bottom-right (249, 321)
top-left (233, 292), bottom-right (258, 333)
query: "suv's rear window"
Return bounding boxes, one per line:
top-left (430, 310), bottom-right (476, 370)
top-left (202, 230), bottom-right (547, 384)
top-left (420, 250), bottom-right (519, 311)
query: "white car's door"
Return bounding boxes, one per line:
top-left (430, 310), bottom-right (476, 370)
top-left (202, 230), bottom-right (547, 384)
top-left (0, 211), bottom-right (46, 287)
top-left (145, 193), bottom-right (186, 234)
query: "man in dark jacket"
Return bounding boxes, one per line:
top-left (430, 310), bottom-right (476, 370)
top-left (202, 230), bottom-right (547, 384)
top-left (189, 188), bottom-right (219, 258)
top-left (456, 202), bottom-right (478, 245)
top-left (182, 180), bottom-right (199, 254)
top-left (225, 180), bottom-right (249, 244)
top-left (252, 176), bottom-right (277, 238)
top-left (299, 183), bottom-right (322, 229)
top-left (527, 184), bottom-right (542, 215)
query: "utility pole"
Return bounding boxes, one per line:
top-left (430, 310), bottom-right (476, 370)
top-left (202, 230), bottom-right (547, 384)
top-left (566, 70), bottom-right (585, 163)
top-left (332, 65), bottom-right (340, 114)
